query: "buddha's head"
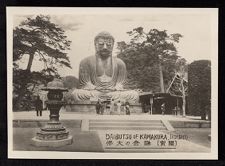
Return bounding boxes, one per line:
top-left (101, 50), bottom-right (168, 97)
top-left (94, 31), bottom-right (114, 59)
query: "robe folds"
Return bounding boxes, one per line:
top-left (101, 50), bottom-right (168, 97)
top-left (72, 55), bottom-right (139, 102)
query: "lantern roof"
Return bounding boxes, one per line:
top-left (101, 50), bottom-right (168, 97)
top-left (42, 78), bottom-right (68, 91)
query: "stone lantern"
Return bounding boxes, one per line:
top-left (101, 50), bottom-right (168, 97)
top-left (32, 78), bottom-right (73, 147)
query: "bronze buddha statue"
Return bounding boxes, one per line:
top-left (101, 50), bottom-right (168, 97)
top-left (72, 31), bottom-right (139, 102)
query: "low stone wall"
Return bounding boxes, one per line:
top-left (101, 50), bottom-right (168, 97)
top-left (65, 103), bottom-right (142, 114)
top-left (13, 119), bottom-right (82, 128)
top-left (169, 120), bottom-right (211, 128)
top-left (13, 119), bottom-right (211, 129)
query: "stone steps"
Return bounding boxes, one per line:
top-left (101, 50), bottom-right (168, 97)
top-left (90, 120), bottom-right (161, 123)
top-left (89, 120), bottom-right (166, 131)
top-left (90, 123), bottom-right (163, 126)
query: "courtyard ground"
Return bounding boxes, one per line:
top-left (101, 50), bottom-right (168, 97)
top-left (11, 110), bottom-right (211, 152)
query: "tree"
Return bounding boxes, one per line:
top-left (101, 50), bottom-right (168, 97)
top-left (188, 60), bottom-right (211, 120)
top-left (167, 58), bottom-right (188, 116)
top-left (13, 15), bottom-right (72, 110)
top-left (117, 27), bottom-right (182, 92)
top-left (62, 76), bottom-right (79, 89)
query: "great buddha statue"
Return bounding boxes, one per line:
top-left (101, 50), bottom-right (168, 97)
top-left (72, 31), bottom-right (139, 102)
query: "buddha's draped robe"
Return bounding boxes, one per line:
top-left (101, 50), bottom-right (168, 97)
top-left (72, 56), bottom-right (139, 102)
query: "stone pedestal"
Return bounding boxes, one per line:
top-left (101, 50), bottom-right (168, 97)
top-left (66, 103), bottom-right (142, 114)
top-left (32, 121), bottom-right (73, 147)
top-left (32, 102), bottom-right (73, 147)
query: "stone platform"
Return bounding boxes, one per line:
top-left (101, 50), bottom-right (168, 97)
top-left (65, 103), bottom-right (142, 114)
top-left (12, 112), bottom-right (211, 154)
top-left (13, 111), bottom-right (211, 129)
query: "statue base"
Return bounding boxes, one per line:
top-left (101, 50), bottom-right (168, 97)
top-left (32, 121), bottom-right (73, 147)
top-left (65, 102), bottom-right (142, 114)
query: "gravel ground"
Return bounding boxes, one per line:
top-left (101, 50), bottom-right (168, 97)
top-left (173, 128), bottom-right (211, 148)
top-left (13, 127), bottom-right (210, 152)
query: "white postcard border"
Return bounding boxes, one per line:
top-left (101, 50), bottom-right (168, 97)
top-left (7, 7), bottom-right (218, 159)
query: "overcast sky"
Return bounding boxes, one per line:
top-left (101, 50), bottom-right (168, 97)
top-left (12, 8), bottom-right (217, 78)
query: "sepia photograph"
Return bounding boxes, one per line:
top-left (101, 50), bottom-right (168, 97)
top-left (7, 7), bottom-right (218, 159)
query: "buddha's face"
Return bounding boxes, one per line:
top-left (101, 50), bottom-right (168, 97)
top-left (95, 37), bottom-right (114, 59)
